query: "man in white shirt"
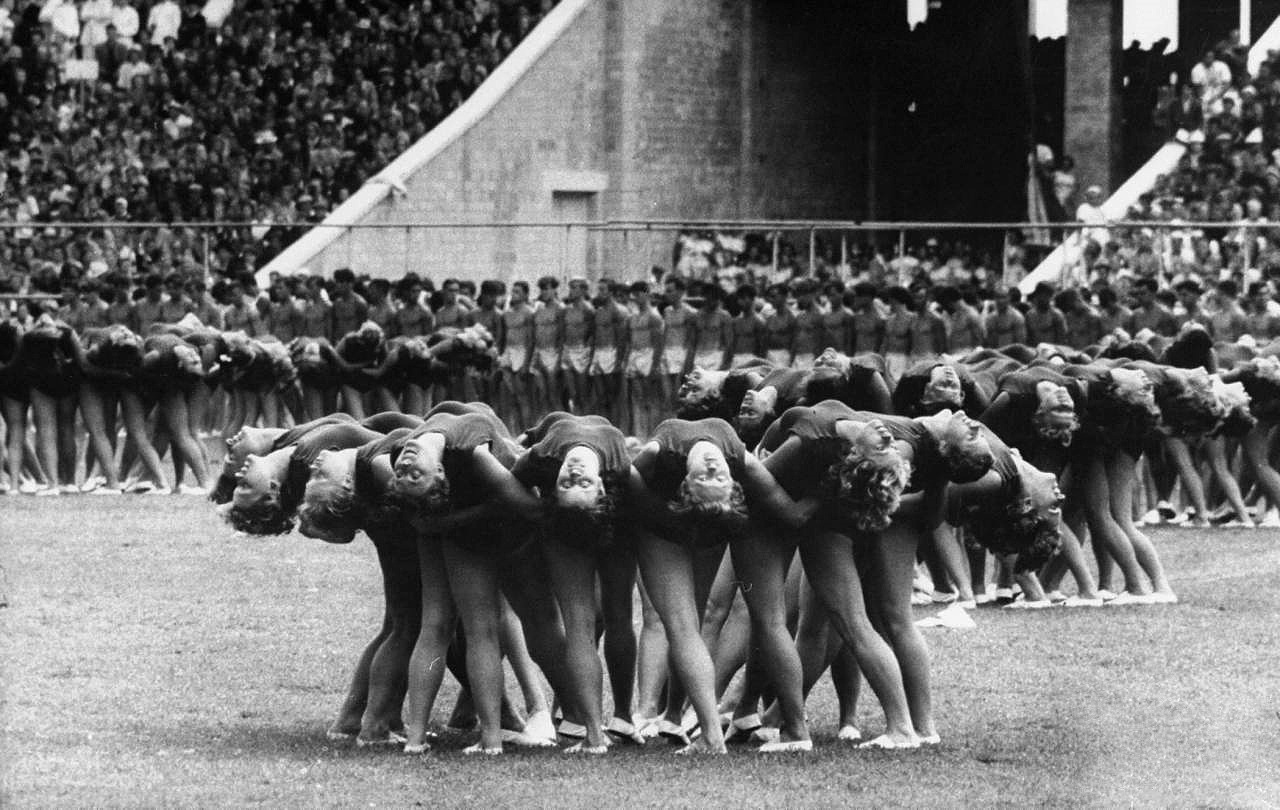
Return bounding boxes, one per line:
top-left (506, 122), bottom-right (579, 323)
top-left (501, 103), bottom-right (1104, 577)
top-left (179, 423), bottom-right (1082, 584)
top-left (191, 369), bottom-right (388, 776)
top-left (111, 0), bottom-right (139, 43)
top-left (146, 0), bottom-right (180, 44)
top-left (41, 0), bottom-right (81, 46)
top-left (117, 45), bottom-right (150, 89)
top-left (1190, 49), bottom-right (1233, 114)
top-left (1076, 185), bottom-right (1108, 247)
top-left (80, 0), bottom-right (113, 48)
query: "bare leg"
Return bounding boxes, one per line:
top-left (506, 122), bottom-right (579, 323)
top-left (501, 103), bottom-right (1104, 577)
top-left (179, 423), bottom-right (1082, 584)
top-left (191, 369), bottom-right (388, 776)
top-left (635, 527), bottom-right (726, 753)
top-left (634, 578), bottom-right (668, 720)
top-left (806, 527), bottom-right (918, 744)
top-left (729, 523), bottom-right (808, 743)
top-left (541, 535), bottom-right (609, 751)
top-left (440, 533), bottom-right (505, 751)
top-left (404, 532), bottom-right (457, 752)
top-left (1107, 453), bottom-right (1174, 596)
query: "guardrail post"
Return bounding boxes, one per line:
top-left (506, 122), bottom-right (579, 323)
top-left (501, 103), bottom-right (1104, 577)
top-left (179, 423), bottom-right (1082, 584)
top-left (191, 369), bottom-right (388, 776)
top-left (202, 231), bottom-right (211, 284)
top-left (898, 228), bottom-right (905, 261)
top-left (808, 228), bottom-right (816, 276)
top-left (403, 226), bottom-right (411, 276)
top-left (771, 231), bottom-right (779, 277)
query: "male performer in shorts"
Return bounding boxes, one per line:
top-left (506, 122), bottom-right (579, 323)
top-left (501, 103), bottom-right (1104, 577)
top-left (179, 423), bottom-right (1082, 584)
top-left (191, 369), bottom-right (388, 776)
top-left (730, 284), bottom-right (767, 366)
top-left (560, 277), bottom-right (595, 413)
top-left (531, 276), bottom-right (566, 417)
top-left (691, 284), bottom-right (733, 371)
top-left (791, 279), bottom-right (823, 368)
top-left (624, 281), bottom-right (665, 437)
top-left (589, 278), bottom-right (630, 424)
top-left (850, 282), bottom-right (885, 355)
top-left (661, 275), bottom-right (698, 409)
top-left (499, 280), bottom-right (537, 429)
top-left (763, 283), bottom-right (796, 368)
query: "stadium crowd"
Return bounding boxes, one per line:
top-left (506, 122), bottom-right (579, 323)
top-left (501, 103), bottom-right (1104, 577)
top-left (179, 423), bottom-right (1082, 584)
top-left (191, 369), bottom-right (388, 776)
top-left (0, 0), bottom-right (557, 288)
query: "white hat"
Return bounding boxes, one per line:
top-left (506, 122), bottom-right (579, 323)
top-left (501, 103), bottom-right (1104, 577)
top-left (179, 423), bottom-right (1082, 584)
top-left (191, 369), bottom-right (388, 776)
top-left (1175, 128), bottom-right (1190, 143)
top-left (1246, 128), bottom-right (1264, 144)
top-left (1188, 129), bottom-right (1206, 144)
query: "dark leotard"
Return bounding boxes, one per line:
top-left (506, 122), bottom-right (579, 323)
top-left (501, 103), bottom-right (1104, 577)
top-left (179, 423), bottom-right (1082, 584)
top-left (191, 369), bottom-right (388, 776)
top-left (513, 413), bottom-right (630, 493)
top-left (20, 325), bottom-right (81, 398)
top-left (641, 418), bottom-right (746, 503)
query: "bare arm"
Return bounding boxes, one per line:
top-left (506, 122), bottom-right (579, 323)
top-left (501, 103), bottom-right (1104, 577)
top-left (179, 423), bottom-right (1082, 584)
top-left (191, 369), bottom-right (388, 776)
top-left (742, 454), bottom-right (821, 528)
top-left (471, 445), bottom-right (544, 516)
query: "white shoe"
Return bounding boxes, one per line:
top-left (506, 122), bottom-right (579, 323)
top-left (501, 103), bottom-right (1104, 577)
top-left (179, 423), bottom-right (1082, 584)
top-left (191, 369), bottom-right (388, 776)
top-left (1044, 590), bottom-right (1068, 604)
top-left (837, 725), bottom-right (862, 742)
top-left (556, 720), bottom-right (588, 740)
top-left (910, 591), bottom-right (933, 606)
top-left (59, 484), bottom-right (80, 495)
top-left (749, 726), bottom-right (780, 744)
top-left (1064, 596), bottom-right (1104, 608)
top-left (462, 743), bottom-right (503, 756)
top-left (18, 481), bottom-right (41, 495)
top-left (604, 717), bottom-right (646, 746)
top-left (1141, 508), bottom-right (1163, 525)
top-left (523, 709), bottom-right (555, 742)
top-left (33, 486), bottom-right (61, 497)
top-left (758, 738), bottom-right (812, 753)
top-left (1221, 519), bottom-right (1255, 529)
top-left (930, 590), bottom-right (957, 604)
top-left (179, 484), bottom-right (208, 496)
top-left (1260, 509), bottom-right (1280, 528)
top-left (1097, 589), bottom-right (1119, 601)
top-left (79, 476), bottom-right (104, 493)
top-left (88, 486), bottom-right (123, 496)
top-left (858, 734), bottom-right (921, 750)
top-left (916, 603), bottom-right (977, 629)
top-left (1147, 591), bottom-right (1179, 604)
top-left (1106, 591), bottom-right (1157, 606)
top-left (500, 729), bottom-right (556, 748)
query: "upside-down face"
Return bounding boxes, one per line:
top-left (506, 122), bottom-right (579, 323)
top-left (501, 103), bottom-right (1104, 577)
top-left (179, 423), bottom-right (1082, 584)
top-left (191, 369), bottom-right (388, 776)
top-left (682, 440), bottom-right (734, 508)
top-left (555, 445), bottom-right (606, 512)
top-left (923, 365), bottom-right (963, 408)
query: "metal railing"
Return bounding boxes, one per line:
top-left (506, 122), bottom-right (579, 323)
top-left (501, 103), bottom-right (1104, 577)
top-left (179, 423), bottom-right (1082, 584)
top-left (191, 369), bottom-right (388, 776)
top-left (0, 219), bottom-right (1270, 290)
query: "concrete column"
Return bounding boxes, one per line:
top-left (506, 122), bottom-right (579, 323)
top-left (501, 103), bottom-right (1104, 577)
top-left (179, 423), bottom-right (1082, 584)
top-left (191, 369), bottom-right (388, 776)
top-left (1064, 0), bottom-right (1123, 197)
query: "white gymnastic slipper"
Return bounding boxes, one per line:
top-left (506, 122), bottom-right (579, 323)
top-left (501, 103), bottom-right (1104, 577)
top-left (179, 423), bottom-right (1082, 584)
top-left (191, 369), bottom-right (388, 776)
top-left (1064, 596), bottom-right (1105, 608)
top-left (757, 738), bottom-right (813, 754)
top-left (325, 729), bottom-right (355, 741)
top-left (837, 725), bottom-right (862, 743)
top-left (604, 717), bottom-right (646, 746)
top-left (1106, 591), bottom-right (1157, 606)
top-left (556, 720), bottom-right (587, 739)
top-left (403, 741), bottom-right (431, 755)
top-left (858, 734), bottom-right (921, 750)
top-left (749, 726), bottom-right (780, 744)
top-left (355, 731), bottom-right (407, 748)
top-left (656, 719), bottom-right (690, 746)
top-left (523, 709), bottom-right (556, 742)
top-left (1146, 591), bottom-right (1178, 604)
top-left (564, 741), bottom-right (607, 755)
top-left (918, 733), bottom-right (942, 746)
top-left (501, 729), bottom-right (556, 747)
top-left (462, 743), bottom-right (503, 756)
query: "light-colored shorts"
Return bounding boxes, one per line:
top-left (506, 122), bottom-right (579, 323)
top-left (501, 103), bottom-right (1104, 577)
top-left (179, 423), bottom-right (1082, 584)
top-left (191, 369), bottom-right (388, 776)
top-left (661, 346), bottom-right (688, 376)
top-left (627, 347), bottom-right (655, 378)
top-left (792, 353), bottom-right (815, 371)
top-left (589, 346), bottom-right (619, 375)
top-left (885, 352), bottom-right (909, 386)
top-left (766, 349), bottom-right (791, 368)
top-left (561, 345), bottom-right (592, 374)
top-left (534, 347), bottom-right (560, 374)
top-left (500, 346), bottom-right (528, 372)
top-left (732, 353), bottom-right (756, 369)
top-left (693, 349), bottom-right (724, 371)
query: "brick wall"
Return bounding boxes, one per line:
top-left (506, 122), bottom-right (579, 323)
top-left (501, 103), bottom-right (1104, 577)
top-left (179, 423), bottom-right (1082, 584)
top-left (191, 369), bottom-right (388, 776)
top-left (294, 0), bottom-right (866, 284)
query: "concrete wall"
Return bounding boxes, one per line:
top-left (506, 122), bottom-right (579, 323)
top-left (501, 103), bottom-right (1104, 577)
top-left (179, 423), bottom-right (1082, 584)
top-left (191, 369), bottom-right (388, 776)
top-left (265, 0), bottom-right (866, 284)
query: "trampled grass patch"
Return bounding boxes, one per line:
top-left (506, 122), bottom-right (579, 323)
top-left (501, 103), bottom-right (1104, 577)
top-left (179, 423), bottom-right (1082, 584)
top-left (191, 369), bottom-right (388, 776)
top-left (2, 498), bottom-right (1279, 808)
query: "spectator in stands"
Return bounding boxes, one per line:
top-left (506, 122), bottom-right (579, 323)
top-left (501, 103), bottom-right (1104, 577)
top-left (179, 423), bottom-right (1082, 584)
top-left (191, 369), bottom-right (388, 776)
top-left (1191, 48), bottom-right (1233, 114)
top-left (1025, 282), bottom-right (1067, 346)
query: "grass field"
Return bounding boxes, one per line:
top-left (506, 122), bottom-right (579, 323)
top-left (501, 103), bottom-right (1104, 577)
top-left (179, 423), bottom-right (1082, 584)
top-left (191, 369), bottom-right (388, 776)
top-left (2, 497), bottom-right (1280, 808)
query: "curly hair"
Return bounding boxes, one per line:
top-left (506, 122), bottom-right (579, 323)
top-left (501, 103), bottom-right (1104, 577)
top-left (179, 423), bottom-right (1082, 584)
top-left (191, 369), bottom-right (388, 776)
top-left (224, 497), bottom-right (296, 536)
top-left (1156, 379), bottom-right (1225, 438)
top-left (542, 471), bottom-right (624, 550)
top-left (960, 497), bottom-right (1061, 573)
top-left (822, 450), bottom-right (912, 532)
top-left (297, 480), bottom-right (363, 544)
top-left (669, 479), bottom-right (749, 545)
top-left (1211, 404), bottom-right (1257, 439)
top-left (387, 474), bottom-right (451, 519)
top-left (1031, 407), bottom-right (1080, 446)
top-left (1094, 376), bottom-right (1162, 446)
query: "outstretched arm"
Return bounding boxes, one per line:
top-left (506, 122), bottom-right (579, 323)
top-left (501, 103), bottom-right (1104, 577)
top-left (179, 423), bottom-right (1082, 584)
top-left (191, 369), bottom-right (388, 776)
top-left (471, 445), bottom-right (544, 517)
